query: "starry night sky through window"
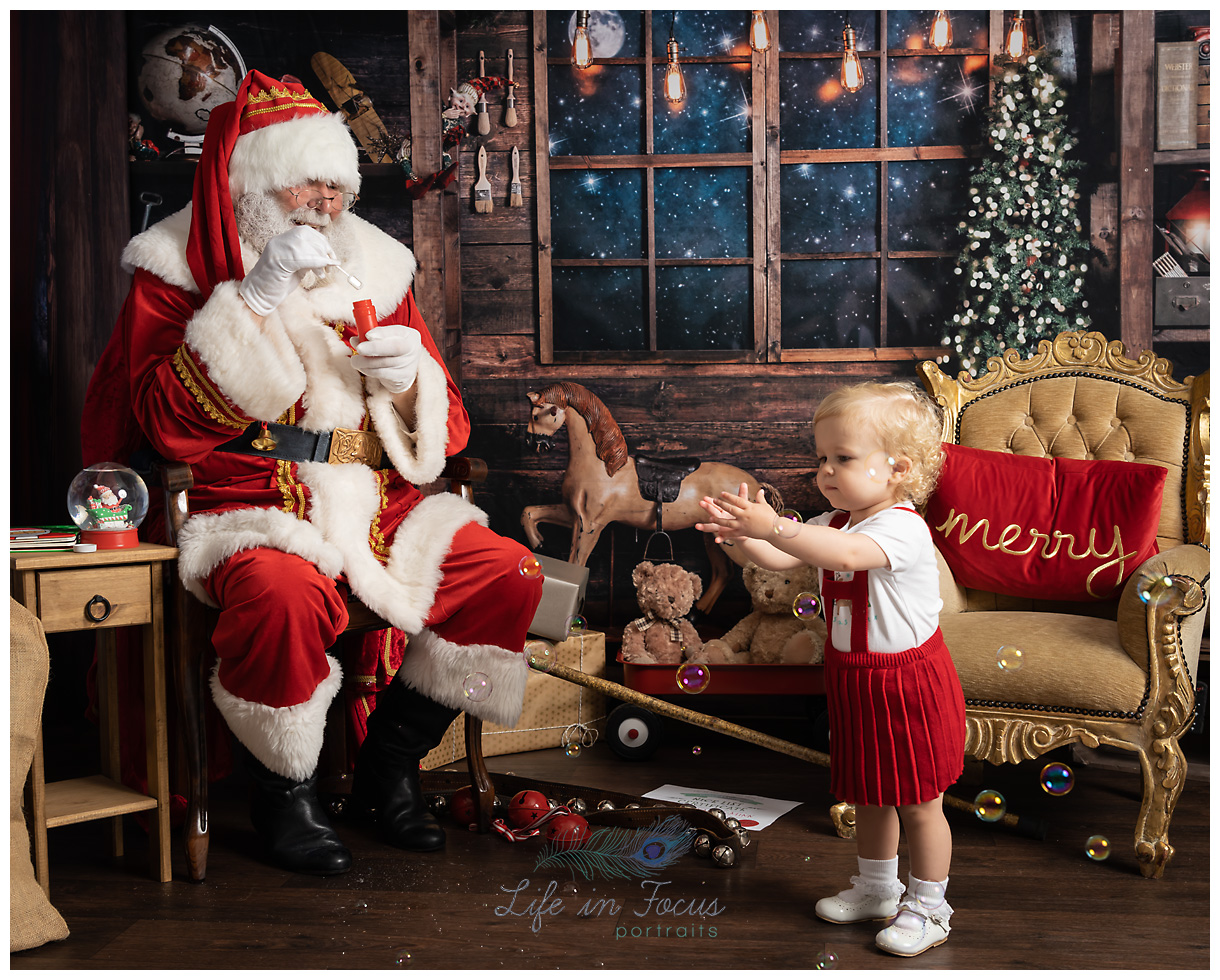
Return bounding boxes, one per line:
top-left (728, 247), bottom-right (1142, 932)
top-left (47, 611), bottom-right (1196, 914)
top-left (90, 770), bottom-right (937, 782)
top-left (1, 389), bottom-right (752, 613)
top-left (545, 10), bottom-right (988, 353)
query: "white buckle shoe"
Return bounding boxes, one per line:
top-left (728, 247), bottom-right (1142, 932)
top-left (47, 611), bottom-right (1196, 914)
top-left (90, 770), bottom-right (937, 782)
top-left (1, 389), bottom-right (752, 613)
top-left (814, 875), bottom-right (903, 924)
top-left (875, 897), bottom-right (953, 956)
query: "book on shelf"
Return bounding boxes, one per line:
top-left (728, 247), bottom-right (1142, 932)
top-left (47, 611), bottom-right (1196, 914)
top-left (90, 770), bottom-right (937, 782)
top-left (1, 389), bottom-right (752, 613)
top-left (1157, 40), bottom-right (1199, 151)
top-left (10, 526), bottom-right (79, 551)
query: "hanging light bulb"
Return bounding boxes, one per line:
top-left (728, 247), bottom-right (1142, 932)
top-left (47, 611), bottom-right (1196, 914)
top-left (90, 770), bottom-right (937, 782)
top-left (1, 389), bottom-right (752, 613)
top-left (572, 10), bottom-right (594, 70)
top-left (929, 9), bottom-right (953, 51)
top-left (841, 21), bottom-right (865, 93)
top-left (749, 10), bottom-right (771, 52)
top-left (1005, 10), bottom-right (1029, 59)
top-left (663, 14), bottom-right (687, 105)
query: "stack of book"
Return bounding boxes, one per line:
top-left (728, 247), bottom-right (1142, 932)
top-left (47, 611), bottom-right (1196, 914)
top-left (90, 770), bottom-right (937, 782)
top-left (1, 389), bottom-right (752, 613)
top-left (10, 527), bottom-right (79, 551)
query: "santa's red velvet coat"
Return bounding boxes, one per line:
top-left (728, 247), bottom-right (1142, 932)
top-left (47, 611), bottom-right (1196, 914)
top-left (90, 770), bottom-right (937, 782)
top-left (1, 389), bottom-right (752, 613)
top-left (84, 203), bottom-right (539, 780)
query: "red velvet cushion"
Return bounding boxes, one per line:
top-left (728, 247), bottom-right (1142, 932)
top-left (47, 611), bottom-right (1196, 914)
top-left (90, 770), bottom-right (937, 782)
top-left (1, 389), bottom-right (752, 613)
top-left (924, 444), bottom-right (1166, 602)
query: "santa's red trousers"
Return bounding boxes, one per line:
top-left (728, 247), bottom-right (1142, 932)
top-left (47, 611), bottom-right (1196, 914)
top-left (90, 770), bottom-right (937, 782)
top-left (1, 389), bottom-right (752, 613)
top-left (201, 521), bottom-right (541, 710)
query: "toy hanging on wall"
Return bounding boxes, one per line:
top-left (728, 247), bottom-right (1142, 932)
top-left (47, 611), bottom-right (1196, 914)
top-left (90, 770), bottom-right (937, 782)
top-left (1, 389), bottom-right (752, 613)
top-left (399, 75), bottom-right (509, 199)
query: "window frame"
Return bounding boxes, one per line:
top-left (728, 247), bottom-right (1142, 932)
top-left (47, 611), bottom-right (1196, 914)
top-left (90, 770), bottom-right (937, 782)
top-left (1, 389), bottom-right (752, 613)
top-left (533, 10), bottom-right (1003, 365)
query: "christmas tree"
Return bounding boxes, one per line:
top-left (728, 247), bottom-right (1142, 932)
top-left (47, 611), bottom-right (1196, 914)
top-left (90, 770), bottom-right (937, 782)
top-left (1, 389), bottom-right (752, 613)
top-left (947, 51), bottom-right (1092, 376)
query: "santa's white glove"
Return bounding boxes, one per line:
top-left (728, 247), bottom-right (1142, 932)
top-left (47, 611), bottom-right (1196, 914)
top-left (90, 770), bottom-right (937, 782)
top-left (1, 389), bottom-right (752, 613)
top-left (350, 324), bottom-right (424, 394)
top-left (238, 225), bottom-right (337, 316)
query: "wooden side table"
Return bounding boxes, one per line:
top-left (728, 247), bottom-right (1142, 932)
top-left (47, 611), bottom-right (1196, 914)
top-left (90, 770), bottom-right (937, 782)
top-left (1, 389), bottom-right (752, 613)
top-left (10, 542), bottom-right (176, 894)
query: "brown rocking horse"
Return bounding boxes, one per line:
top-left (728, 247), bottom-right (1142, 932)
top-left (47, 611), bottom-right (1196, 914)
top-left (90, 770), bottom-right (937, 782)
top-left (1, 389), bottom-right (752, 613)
top-left (521, 382), bottom-right (782, 616)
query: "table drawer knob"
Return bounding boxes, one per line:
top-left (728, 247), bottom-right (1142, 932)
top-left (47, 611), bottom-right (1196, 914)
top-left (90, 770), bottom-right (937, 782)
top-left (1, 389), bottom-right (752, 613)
top-left (84, 594), bottom-right (113, 623)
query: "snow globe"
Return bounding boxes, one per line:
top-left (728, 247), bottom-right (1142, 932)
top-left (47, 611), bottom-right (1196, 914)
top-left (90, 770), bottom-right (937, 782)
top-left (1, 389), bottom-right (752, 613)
top-left (67, 462), bottom-right (149, 549)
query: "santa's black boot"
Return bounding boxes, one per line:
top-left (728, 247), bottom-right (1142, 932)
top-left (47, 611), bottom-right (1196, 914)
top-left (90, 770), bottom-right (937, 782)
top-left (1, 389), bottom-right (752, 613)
top-left (353, 680), bottom-right (461, 851)
top-left (247, 756), bottom-right (352, 876)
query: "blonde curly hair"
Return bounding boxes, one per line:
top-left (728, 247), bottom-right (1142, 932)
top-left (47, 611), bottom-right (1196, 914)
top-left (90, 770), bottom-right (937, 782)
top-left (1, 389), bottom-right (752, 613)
top-left (812, 380), bottom-right (945, 505)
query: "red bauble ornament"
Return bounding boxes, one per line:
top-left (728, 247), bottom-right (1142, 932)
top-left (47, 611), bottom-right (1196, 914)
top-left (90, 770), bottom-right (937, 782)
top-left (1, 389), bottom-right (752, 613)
top-left (451, 785), bottom-right (477, 826)
top-left (545, 813), bottom-right (591, 850)
top-left (507, 790), bottom-right (550, 829)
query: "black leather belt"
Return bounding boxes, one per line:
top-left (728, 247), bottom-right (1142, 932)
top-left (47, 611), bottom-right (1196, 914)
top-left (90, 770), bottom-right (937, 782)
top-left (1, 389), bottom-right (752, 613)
top-left (218, 421), bottom-right (388, 468)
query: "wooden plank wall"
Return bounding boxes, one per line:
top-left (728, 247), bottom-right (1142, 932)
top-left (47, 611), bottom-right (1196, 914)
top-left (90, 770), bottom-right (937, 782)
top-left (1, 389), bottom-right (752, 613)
top-left (451, 12), bottom-right (910, 629)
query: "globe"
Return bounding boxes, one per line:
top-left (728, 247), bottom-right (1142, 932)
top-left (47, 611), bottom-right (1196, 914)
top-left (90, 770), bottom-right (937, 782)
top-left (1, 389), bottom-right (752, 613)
top-left (137, 24), bottom-right (245, 135)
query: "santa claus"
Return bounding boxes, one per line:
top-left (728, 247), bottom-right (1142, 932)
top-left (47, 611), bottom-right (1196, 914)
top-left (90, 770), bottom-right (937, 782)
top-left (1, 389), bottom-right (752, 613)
top-left (82, 70), bottom-right (542, 875)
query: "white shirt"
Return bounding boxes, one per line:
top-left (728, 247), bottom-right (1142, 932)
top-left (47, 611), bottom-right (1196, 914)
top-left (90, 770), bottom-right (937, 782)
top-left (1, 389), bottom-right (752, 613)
top-left (810, 503), bottom-right (943, 653)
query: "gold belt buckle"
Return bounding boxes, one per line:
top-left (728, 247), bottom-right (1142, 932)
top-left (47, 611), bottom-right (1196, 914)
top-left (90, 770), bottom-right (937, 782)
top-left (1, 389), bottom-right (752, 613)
top-left (328, 427), bottom-right (383, 466)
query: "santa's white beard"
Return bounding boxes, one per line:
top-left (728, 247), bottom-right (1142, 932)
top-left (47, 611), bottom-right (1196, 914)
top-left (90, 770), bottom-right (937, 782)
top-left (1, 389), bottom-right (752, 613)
top-left (233, 191), bottom-right (356, 290)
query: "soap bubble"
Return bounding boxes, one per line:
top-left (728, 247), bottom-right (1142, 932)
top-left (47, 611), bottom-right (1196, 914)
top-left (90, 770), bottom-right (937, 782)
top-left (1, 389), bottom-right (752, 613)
top-left (814, 947), bottom-right (839, 970)
top-left (1085, 835), bottom-right (1111, 860)
top-left (865, 451), bottom-right (897, 483)
top-left (692, 745), bottom-right (702, 756)
top-left (524, 639), bottom-right (557, 672)
top-left (518, 555), bottom-right (543, 579)
top-left (914, 879), bottom-right (946, 911)
top-left (567, 615), bottom-right (587, 635)
top-left (1136, 573), bottom-right (1177, 608)
top-left (676, 662), bottom-right (711, 694)
top-left (974, 789), bottom-right (1007, 822)
top-left (997, 644), bottom-right (1024, 671)
top-left (774, 509), bottom-right (803, 538)
top-left (1039, 762), bottom-right (1075, 796)
top-left (793, 592), bottom-right (821, 620)
top-left (564, 742), bottom-right (582, 759)
top-left (462, 672), bottom-right (491, 702)
top-left (393, 949), bottom-right (413, 968)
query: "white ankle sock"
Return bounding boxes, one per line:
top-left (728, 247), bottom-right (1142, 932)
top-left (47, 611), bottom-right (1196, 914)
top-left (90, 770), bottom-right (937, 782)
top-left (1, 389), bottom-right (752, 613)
top-left (839, 855), bottom-right (900, 899)
top-left (895, 874), bottom-right (950, 928)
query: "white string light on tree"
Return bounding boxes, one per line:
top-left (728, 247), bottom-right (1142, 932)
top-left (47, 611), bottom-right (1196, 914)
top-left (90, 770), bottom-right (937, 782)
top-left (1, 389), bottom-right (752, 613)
top-left (946, 49), bottom-right (1091, 376)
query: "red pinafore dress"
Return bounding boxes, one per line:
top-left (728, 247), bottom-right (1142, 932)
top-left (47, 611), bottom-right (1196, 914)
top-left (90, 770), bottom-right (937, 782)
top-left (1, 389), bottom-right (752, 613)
top-left (820, 509), bottom-right (966, 807)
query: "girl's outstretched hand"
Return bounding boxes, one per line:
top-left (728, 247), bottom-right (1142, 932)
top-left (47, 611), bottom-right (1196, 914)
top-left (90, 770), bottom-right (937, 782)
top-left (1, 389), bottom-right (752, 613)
top-left (696, 482), bottom-right (778, 542)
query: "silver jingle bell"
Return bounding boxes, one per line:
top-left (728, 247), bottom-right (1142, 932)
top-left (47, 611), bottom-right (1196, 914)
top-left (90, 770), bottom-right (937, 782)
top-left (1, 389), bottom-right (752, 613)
top-left (547, 798), bottom-right (559, 811)
top-left (430, 795), bottom-right (447, 813)
top-left (597, 800), bottom-right (617, 811)
top-left (735, 829), bottom-right (752, 847)
top-left (711, 844), bottom-right (737, 868)
top-left (723, 817), bottom-right (741, 830)
top-left (624, 803), bottom-right (640, 809)
top-left (707, 807), bottom-right (726, 821)
top-left (566, 797), bottom-right (588, 816)
top-left (692, 833), bottom-right (713, 858)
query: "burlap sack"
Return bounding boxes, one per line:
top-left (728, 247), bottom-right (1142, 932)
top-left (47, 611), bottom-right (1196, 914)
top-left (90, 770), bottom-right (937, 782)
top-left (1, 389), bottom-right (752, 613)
top-left (10, 598), bottom-right (69, 951)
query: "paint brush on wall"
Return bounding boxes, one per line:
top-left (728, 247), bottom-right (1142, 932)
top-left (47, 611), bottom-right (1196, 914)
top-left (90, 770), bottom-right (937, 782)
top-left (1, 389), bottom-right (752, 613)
top-left (474, 144), bottom-right (493, 213)
top-left (504, 48), bottom-right (518, 128)
top-left (476, 50), bottom-right (490, 135)
top-left (510, 146), bottom-right (522, 207)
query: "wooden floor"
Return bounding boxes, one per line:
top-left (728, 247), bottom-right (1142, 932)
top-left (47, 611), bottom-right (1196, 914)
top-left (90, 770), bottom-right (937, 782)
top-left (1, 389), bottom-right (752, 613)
top-left (12, 715), bottom-right (1210, 971)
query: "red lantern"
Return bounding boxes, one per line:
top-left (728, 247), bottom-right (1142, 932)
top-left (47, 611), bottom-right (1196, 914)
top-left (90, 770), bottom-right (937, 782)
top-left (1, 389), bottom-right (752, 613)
top-left (545, 813), bottom-right (591, 850)
top-left (450, 786), bottom-right (477, 826)
top-left (507, 790), bottom-right (550, 829)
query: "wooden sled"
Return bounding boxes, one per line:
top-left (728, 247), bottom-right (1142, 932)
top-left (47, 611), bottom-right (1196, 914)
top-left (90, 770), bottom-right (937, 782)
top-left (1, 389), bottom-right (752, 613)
top-left (311, 51), bottom-right (395, 163)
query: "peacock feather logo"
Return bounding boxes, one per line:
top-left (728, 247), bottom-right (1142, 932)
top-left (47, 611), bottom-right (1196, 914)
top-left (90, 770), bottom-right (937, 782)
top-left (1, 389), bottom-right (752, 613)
top-left (534, 816), bottom-right (698, 881)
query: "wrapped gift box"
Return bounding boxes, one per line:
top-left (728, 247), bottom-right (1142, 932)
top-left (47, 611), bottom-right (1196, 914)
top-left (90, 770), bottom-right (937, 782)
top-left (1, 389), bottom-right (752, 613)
top-left (422, 630), bottom-right (606, 769)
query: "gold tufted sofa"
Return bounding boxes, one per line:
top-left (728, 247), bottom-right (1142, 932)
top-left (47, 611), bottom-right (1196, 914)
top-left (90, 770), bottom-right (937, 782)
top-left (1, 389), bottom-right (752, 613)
top-left (917, 330), bottom-right (1209, 879)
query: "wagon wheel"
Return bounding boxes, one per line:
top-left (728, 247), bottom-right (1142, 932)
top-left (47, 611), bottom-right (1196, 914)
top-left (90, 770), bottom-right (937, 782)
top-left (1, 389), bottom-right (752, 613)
top-left (606, 703), bottom-right (665, 760)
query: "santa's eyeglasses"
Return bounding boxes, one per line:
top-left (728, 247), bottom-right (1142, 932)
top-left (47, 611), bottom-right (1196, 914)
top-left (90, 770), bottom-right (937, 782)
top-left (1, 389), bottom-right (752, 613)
top-left (287, 183), bottom-right (359, 213)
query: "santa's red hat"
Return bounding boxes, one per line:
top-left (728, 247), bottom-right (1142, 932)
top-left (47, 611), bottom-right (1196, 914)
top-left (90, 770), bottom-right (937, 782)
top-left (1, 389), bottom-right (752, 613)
top-left (187, 70), bottom-right (361, 299)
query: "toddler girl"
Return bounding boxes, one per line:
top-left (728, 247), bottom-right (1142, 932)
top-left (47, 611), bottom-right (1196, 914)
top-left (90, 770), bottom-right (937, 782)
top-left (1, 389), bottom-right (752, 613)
top-left (696, 380), bottom-right (965, 957)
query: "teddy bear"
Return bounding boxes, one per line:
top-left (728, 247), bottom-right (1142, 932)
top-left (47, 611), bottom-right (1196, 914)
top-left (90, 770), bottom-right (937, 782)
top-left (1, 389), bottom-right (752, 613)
top-left (694, 563), bottom-right (826, 666)
top-left (619, 561), bottom-right (703, 665)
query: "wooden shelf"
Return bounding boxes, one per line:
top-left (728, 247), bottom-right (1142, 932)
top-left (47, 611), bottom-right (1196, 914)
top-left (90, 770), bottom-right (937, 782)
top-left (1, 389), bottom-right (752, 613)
top-left (1153, 149), bottom-right (1211, 166)
top-left (1152, 328), bottom-right (1210, 343)
top-left (44, 775), bottom-right (158, 828)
